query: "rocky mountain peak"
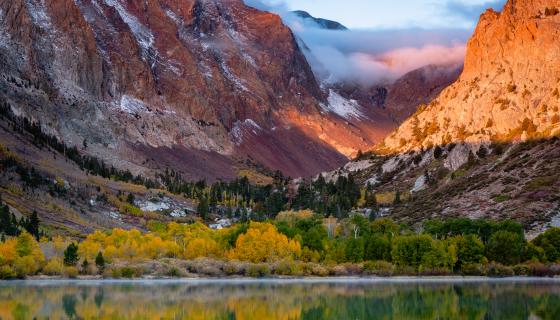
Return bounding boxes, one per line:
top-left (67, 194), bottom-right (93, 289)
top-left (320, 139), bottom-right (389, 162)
top-left (379, 0), bottom-right (560, 154)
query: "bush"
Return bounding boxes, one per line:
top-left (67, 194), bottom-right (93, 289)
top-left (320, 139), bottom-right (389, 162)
top-left (273, 260), bottom-right (301, 276)
top-left (43, 259), bottom-right (64, 276)
top-left (363, 261), bottom-right (394, 276)
top-left (513, 264), bottom-right (530, 276)
top-left (167, 267), bottom-right (181, 278)
top-left (186, 258), bottom-right (224, 276)
top-left (330, 265), bottom-right (349, 276)
top-left (310, 264), bottom-right (329, 277)
top-left (223, 261), bottom-right (245, 276)
top-left (64, 266), bottom-right (79, 279)
top-left (120, 267), bottom-right (136, 278)
top-left (485, 263), bottom-right (514, 277)
top-left (14, 256), bottom-right (38, 278)
top-left (0, 265), bottom-right (16, 279)
top-left (245, 264), bottom-right (270, 278)
top-left (526, 262), bottom-right (555, 277)
top-left (110, 268), bottom-right (121, 278)
top-left (461, 263), bottom-right (486, 276)
top-left (394, 266), bottom-right (417, 276)
top-left (419, 267), bottom-right (452, 276)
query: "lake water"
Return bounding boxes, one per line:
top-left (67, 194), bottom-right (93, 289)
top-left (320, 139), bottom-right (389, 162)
top-left (0, 278), bottom-right (559, 319)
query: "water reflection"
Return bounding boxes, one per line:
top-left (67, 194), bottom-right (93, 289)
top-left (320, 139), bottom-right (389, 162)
top-left (0, 279), bottom-right (559, 319)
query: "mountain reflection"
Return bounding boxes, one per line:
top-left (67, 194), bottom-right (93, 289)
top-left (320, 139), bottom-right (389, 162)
top-left (0, 280), bottom-right (559, 319)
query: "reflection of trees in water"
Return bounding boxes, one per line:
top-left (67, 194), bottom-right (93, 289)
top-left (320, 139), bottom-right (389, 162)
top-left (0, 282), bottom-right (558, 319)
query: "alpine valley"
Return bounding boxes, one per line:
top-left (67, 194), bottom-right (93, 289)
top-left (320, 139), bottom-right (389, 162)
top-left (1, 0), bottom-right (560, 284)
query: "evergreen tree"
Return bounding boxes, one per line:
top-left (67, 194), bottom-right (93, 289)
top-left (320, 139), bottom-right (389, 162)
top-left (26, 210), bottom-right (40, 240)
top-left (81, 259), bottom-right (90, 274)
top-left (197, 196), bottom-right (209, 221)
top-left (95, 252), bottom-right (105, 273)
top-left (393, 191), bottom-right (401, 205)
top-left (64, 243), bottom-right (79, 266)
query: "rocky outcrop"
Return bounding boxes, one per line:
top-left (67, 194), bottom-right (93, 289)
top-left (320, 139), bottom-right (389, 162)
top-left (0, 0), bottom-right (378, 179)
top-left (380, 0), bottom-right (560, 153)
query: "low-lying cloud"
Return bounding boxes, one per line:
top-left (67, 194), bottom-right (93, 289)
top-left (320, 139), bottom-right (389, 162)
top-left (245, 0), bottom-right (477, 86)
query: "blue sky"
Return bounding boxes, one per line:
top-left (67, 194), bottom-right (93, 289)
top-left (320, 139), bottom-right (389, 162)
top-left (280, 0), bottom-right (506, 29)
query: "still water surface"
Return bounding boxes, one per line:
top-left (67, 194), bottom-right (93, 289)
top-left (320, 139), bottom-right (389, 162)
top-left (0, 278), bottom-right (559, 319)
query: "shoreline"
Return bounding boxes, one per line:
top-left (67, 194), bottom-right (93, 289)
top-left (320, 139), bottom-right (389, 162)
top-left (2, 275), bottom-right (560, 284)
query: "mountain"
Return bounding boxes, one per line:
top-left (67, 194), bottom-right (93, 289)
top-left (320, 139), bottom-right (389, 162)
top-left (0, 0), bottom-right (384, 181)
top-left (291, 10), bottom-right (348, 30)
top-left (325, 0), bottom-right (560, 234)
top-left (380, 0), bottom-right (560, 153)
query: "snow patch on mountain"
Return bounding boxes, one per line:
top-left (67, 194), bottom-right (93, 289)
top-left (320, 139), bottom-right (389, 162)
top-left (230, 119), bottom-right (262, 145)
top-left (118, 95), bottom-right (148, 114)
top-left (102, 0), bottom-right (154, 58)
top-left (25, 0), bottom-right (52, 29)
top-left (321, 90), bottom-right (365, 120)
top-left (344, 160), bottom-right (373, 172)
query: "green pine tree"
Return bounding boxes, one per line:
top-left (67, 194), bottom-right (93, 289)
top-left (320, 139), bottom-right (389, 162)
top-left (64, 243), bottom-right (79, 266)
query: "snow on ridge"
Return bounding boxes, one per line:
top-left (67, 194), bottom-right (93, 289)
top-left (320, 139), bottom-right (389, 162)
top-left (118, 95), bottom-right (148, 114)
top-left (219, 60), bottom-right (249, 92)
top-left (102, 0), bottom-right (154, 57)
top-left (164, 8), bottom-right (181, 24)
top-left (0, 9), bottom-right (10, 48)
top-left (230, 119), bottom-right (262, 146)
top-left (25, 0), bottom-right (52, 29)
top-left (321, 89), bottom-right (365, 120)
top-left (343, 160), bottom-right (373, 172)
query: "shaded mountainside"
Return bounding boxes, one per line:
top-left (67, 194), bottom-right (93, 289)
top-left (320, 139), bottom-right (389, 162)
top-left (0, 0), bottom-right (404, 180)
top-left (326, 0), bottom-right (560, 233)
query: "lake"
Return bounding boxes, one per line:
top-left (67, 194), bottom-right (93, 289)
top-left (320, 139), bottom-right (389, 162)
top-left (0, 278), bottom-right (559, 319)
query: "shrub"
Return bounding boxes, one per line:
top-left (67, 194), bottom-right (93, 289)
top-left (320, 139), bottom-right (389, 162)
top-left (363, 260), bottom-right (394, 276)
top-left (273, 260), bottom-right (300, 276)
top-left (186, 258), bottom-right (224, 276)
top-left (110, 268), bottom-right (121, 278)
top-left (513, 264), bottom-right (531, 276)
top-left (394, 266), bottom-right (417, 276)
top-left (310, 264), bottom-right (329, 277)
top-left (223, 261), bottom-right (245, 275)
top-left (419, 267), bottom-right (452, 276)
top-left (245, 264), bottom-right (270, 278)
top-left (545, 7), bottom-right (559, 16)
top-left (120, 267), bottom-right (136, 278)
top-left (485, 263), bottom-right (514, 277)
top-left (343, 263), bottom-right (364, 275)
top-left (330, 265), bottom-right (349, 276)
top-left (14, 256), bottom-right (38, 278)
top-left (526, 262), bottom-right (555, 277)
top-left (167, 267), bottom-right (181, 278)
top-left (461, 263), bottom-right (486, 276)
top-left (0, 265), bottom-right (15, 279)
top-left (43, 259), bottom-right (64, 276)
top-left (64, 266), bottom-right (79, 279)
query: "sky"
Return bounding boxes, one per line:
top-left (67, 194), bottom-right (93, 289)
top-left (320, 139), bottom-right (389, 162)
top-left (244, 0), bottom-right (507, 85)
top-left (274, 0), bottom-right (506, 30)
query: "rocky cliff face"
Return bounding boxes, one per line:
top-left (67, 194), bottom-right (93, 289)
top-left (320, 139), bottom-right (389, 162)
top-left (380, 0), bottom-right (560, 153)
top-left (1, 0), bottom-right (390, 179)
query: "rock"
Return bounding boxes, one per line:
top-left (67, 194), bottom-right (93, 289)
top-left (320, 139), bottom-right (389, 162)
top-left (381, 0), bottom-right (560, 153)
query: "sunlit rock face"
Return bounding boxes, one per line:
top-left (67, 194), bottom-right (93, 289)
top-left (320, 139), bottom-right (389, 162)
top-left (0, 0), bottom-right (373, 179)
top-left (381, 0), bottom-right (560, 154)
